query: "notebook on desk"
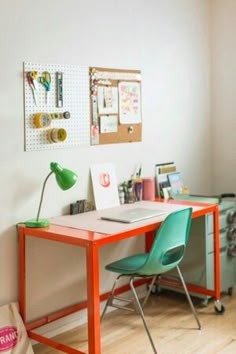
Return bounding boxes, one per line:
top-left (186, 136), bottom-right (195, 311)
top-left (100, 207), bottom-right (166, 223)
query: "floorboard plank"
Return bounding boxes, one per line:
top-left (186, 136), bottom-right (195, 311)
top-left (33, 290), bottom-right (236, 354)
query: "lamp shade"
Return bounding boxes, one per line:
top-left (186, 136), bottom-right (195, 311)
top-left (25, 162), bottom-right (77, 228)
top-left (50, 162), bottom-right (77, 190)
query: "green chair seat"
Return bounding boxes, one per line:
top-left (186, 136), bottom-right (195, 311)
top-left (106, 253), bottom-right (148, 274)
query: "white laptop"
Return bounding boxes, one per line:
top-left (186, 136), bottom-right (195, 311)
top-left (100, 207), bottom-right (166, 223)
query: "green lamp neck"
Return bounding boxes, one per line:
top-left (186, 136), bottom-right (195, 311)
top-left (36, 171), bottom-right (54, 221)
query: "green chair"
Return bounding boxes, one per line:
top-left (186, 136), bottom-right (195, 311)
top-left (101, 208), bottom-right (201, 354)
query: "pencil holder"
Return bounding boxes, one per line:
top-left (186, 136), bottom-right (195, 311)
top-left (143, 177), bottom-right (155, 200)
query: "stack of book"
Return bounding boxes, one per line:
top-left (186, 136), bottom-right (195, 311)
top-left (155, 162), bottom-right (184, 199)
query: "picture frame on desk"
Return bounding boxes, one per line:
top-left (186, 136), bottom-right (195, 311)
top-left (167, 172), bottom-right (184, 194)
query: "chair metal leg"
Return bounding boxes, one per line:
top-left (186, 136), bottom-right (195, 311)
top-left (142, 275), bottom-right (158, 308)
top-left (130, 277), bottom-right (157, 354)
top-left (101, 274), bottom-right (123, 320)
top-left (176, 266), bottom-right (201, 330)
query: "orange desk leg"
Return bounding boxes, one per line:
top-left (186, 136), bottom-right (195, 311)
top-left (145, 230), bottom-right (155, 253)
top-left (18, 227), bottom-right (26, 322)
top-left (86, 242), bottom-right (101, 354)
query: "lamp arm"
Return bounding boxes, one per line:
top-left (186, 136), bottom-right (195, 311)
top-left (36, 171), bottom-right (54, 221)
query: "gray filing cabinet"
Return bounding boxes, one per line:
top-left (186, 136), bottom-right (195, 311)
top-left (165, 196), bottom-right (236, 304)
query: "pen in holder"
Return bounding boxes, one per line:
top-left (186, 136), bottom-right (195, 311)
top-left (134, 179), bottom-right (143, 201)
top-left (127, 186), bottom-right (136, 203)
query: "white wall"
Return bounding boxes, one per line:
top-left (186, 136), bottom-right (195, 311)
top-left (211, 0), bottom-right (236, 194)
top-left (0, 0), bottom-right (211, 325)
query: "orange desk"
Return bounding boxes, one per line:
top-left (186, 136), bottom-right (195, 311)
top-left (18, 199), bottom-right (220, 354)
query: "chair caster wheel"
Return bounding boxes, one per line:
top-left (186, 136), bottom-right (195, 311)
top-left (200, 298), bottom-right (208, 307)
top-left (155, 285), bottom-right (162, 295)
top-left (151, 285), bottom-right (157, 294)
top-left (147, 284), bottom-right (158, 294)
top-left (214, 300), bottom-right (225, 314)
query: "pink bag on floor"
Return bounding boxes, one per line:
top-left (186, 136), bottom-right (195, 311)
top-left (0, 302), bottom-right (34, 353)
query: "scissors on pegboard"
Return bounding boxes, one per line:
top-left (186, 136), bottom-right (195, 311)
top-left (39, 71), bottom-right (51, 104)
top-left (26, 71), bottom-right (38, 106)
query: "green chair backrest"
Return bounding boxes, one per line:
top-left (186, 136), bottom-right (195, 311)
top-left (138, 207), bottom-right (193, 275)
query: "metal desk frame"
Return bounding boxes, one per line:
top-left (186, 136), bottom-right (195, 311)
top-left (18, 199), bottom-right (220, 354)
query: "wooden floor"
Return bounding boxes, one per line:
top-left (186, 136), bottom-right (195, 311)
top-left (33, 290), bottom-right (236, 354)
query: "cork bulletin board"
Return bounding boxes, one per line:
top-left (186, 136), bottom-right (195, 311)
top-left (90, 67), bottom-right (142, 145)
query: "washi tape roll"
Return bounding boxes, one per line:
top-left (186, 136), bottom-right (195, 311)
top-left (50, 113), bottom-right (60, 119)
top-left (34, 113), bottom-right (51, 128)
top-left (47, 128), bottom-right (67, 143)
top-left (34, 112), bottom-right (70, 128)
top-left (50, 111), bottom-right (71, 119)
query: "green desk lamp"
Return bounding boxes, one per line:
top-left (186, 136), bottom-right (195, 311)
top-left (25, 162), bottom-right (77, 228)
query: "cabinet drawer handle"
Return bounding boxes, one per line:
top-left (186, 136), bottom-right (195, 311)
top-left (227, 210), bottom-right (236, 224)
top-left (227, 227), bottom-right (236, 241)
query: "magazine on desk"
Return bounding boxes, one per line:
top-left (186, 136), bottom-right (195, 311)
top-left (155, 162), bottom-right (176, 198)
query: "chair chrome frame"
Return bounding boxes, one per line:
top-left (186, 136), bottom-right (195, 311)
top-left (101, 266), bottom-right (201, 354)
top-left (101, 274), bottom-right (158, 354)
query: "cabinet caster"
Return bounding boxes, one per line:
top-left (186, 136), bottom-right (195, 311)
top-left (214, 300), bottom-right (225, 314)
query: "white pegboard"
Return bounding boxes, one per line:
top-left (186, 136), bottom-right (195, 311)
top-left (24, 62), bottom-right (90, 151)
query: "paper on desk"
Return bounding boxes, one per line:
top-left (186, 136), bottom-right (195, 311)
top-left (50, 201), bottom-right (202, 235)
